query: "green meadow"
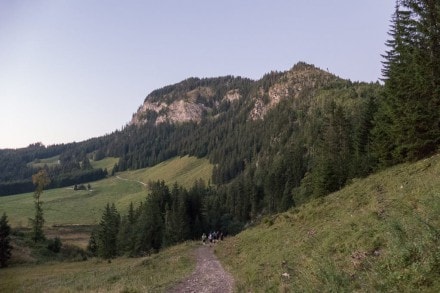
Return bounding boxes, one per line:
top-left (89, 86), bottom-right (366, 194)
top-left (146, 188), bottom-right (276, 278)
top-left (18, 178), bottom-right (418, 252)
top-left (0, 156), bottom-right (211, 293)
top-left (0, 155), bottom-right (213, 227)
top-left (3, 153), bottom-right (440, 292)
top-left (0, 241), bottom-right (197, 292)
top-left (27, 155), bottom-right (60, 168)
top-left (90, 156), bottom-right (119, 171)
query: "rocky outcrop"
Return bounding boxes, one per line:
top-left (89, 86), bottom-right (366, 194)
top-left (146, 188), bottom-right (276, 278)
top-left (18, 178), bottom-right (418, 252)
top-left (130, 62), bottom-right (339, 126)
top-left (249, 63), bottom-right (337, 120)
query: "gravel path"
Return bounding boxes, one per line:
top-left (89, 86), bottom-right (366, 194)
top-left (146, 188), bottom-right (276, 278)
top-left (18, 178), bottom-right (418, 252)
top-left (168, 245), bottom-right (235, 293)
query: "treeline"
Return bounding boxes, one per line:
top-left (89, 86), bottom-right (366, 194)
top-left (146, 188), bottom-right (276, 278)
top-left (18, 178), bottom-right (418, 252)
top-left (373, 0), bottom-right (440, 165)
top-left (110, 78), bottom-right (382, 218)
top-left (3, 1), bottom-right (439, 226)
top-left (108, 0), bottom-right (440, 223)
top-left (0, 142), bottom-right (110, 195)
top-left (88, 180), bottom-right (241, 258)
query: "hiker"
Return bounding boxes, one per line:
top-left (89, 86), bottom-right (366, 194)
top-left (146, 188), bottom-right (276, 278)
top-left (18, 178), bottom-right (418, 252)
top-left (201, 233), bottom-right (207, 245)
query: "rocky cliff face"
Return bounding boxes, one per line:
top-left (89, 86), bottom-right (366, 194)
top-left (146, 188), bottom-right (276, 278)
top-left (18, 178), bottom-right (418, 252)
top-left (130, 63), bottom-right (338, 126)
top-left (249, 63), bottom-right (337, 120)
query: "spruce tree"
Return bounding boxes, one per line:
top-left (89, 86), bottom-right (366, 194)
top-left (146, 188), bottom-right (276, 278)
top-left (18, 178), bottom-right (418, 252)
top-left (97, 203), bottom-right (120, 259)
top-left (87, 229), bottom-right (98, 256)
top-left (0, 213), bottom-right (12, 268)
top-left (374, 0), bottom-right (440, 165)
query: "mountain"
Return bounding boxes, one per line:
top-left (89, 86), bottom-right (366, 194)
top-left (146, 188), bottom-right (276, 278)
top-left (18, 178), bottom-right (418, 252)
top-left (0, 62), bottom-right (383, 224)
top-left (130, 63), bottom-right (337, 126)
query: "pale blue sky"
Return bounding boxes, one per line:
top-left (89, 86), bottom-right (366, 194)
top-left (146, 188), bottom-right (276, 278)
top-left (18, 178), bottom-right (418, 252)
top-left (0, 1), bottom-right (395, 149)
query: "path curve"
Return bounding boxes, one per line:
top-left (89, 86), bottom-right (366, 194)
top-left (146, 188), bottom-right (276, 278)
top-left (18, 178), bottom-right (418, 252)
top-left (168, 245), bottom-right (235, 293)
top-left (115, 175), bottom-right (147, 187)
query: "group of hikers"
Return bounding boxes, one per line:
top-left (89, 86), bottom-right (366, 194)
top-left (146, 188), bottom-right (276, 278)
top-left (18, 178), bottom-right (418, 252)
top-left (201, 231), bottom-right (224, 245)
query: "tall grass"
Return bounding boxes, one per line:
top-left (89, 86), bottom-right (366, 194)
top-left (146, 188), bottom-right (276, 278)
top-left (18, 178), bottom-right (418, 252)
top-left (216, 154), bottom-right (440, 291)
top-left (0, 242), bottom-right (197, 293)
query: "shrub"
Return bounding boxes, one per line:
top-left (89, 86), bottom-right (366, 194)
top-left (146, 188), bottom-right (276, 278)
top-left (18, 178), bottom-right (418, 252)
top-left (47, 237), bottom-right (62, 253)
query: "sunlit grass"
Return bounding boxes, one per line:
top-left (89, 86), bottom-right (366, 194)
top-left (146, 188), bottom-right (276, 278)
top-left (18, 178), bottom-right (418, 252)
top-left (0, 156), bottom-right (212, 227)
top-left (90, 156), bottom-right (119, 172)
top-left (121, 155), bottom-right (213, 188)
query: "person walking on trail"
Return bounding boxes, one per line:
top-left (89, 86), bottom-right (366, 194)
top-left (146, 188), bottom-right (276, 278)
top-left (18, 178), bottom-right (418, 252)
top-left (208, 233), bottom-right (213, 246)
top-left (202, 233), bottom-right (207, 245)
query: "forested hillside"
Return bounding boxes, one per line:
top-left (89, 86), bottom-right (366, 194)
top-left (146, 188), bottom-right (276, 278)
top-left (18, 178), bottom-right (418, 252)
top-left (1, 1), bottom-right (439, 234)
top-left (0, 63), bottom-right (383, 224)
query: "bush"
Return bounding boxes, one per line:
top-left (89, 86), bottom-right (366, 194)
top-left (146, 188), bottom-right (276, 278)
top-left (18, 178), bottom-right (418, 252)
top-left (47, 237), bottom-right (62, 253)
top-left (61, 244), bottom-right (89, 261)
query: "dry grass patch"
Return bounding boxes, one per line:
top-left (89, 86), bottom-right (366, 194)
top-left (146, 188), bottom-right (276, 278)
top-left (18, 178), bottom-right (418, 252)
top-left (0, 242), bottom-right (197, 292)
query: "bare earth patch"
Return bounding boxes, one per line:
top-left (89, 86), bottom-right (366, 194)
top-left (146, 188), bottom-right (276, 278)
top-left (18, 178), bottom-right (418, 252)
top-left (168, 245), bottom-right (234, 293)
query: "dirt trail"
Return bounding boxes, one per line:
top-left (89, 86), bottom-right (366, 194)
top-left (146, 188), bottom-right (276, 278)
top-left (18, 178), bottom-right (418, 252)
top-left (168, 245), bottom-right (235, 293)
top-left (115, 175), bottom-right (147, 186)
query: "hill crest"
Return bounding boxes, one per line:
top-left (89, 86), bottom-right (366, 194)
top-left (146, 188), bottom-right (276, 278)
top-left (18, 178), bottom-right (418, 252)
top-left (130, 62), bottom-right (339, 126)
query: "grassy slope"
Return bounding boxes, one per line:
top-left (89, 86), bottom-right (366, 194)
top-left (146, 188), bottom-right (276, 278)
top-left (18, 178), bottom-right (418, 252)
top-left (27, 155), bottom-right (60, 168)
top-left (0, 156), bottom-right (211, 292)
top-left (216, 154), bottom-right (440, 292)
top-left (0, 156), bottom-right (212, 227)
top-left (4, 153), bottom-right (440, 291)
top-left (90, 156), bottom-right (119, 171)
top-left (0, 241), bottom-right (197, 293)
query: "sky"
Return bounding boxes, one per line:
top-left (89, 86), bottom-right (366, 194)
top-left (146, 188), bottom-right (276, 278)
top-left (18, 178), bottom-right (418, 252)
top-left (0, 0), bottom-right (395, 149)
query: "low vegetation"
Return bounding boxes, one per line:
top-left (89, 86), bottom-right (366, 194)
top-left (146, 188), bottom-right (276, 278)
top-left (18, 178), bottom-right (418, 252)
top-left (216, 153), bottom-right (440, 291)
top-left (0, 241), bottom-right (196, 292)
top-left (0, 156), bottom-right (212, 227)
top-left (3, 152), bottom-right (440, 292)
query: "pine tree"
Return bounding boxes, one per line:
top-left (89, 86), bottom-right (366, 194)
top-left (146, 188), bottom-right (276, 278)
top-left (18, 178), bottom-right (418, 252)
top-left (311, 102), bottom-right (352, 197)
top-left (87, 229), bottom-right (98, 256)
top-left (374, 0), bottom-right (440, 164)
top-left (97, 203), bottom-right (120, 259)
top-left (0, 213), bottom-right (12, 268)
top-left (135, 198), bottom-right (164, 255)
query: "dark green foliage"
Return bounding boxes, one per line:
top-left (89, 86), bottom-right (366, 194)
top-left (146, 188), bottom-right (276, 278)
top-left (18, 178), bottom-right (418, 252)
top-left (97, 203), bottom-right (120, 259)
top-left (373, 0), bottom-right (440, 165)
top-left (0, 213), bottom-right (12, 268)
top-left (0, 142), bottom-right (109, 196)
top-left (91, 180), bottom-right (246, 257)
top-left (134, 194), bottom-right (164, 254)
top-left (87, 229), bottom-right (98, 256)
top-left (29, 201), bottom-right (45, 243)
top-left (47, 237), bottom-right (62, 253)
top-left (4, 62), bottom-right (387, 232)
top-left (310, 102), bottom-right (352, 197)
top-left (30, 170), bottom-right (50, 243)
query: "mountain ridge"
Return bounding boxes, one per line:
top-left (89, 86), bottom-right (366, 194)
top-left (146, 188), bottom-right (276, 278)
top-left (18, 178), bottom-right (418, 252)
top-left (130, 62), bottom-right (340, 126)
top-left (1, 61), bottom-right (382, 222)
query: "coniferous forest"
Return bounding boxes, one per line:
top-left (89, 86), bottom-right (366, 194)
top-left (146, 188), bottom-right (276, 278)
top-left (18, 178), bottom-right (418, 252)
top-left (1, 0), bottom-right (439, 256)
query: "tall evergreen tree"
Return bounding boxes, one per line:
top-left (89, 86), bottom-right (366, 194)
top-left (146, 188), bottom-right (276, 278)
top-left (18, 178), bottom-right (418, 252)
top-left (374, 0), bottom-right (440, 165)
top-left (97, 203), bottom-right (120, 259)
top-left (0, 213), bottom-right (12, 268)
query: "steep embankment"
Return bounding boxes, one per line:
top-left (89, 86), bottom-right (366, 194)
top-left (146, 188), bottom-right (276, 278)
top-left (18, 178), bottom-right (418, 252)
top-left (216, 154), bottom-right (440, 292)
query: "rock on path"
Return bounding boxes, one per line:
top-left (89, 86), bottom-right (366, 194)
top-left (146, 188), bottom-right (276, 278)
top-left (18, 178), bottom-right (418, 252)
top-left (168, 245), bottom-right (234, 293)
